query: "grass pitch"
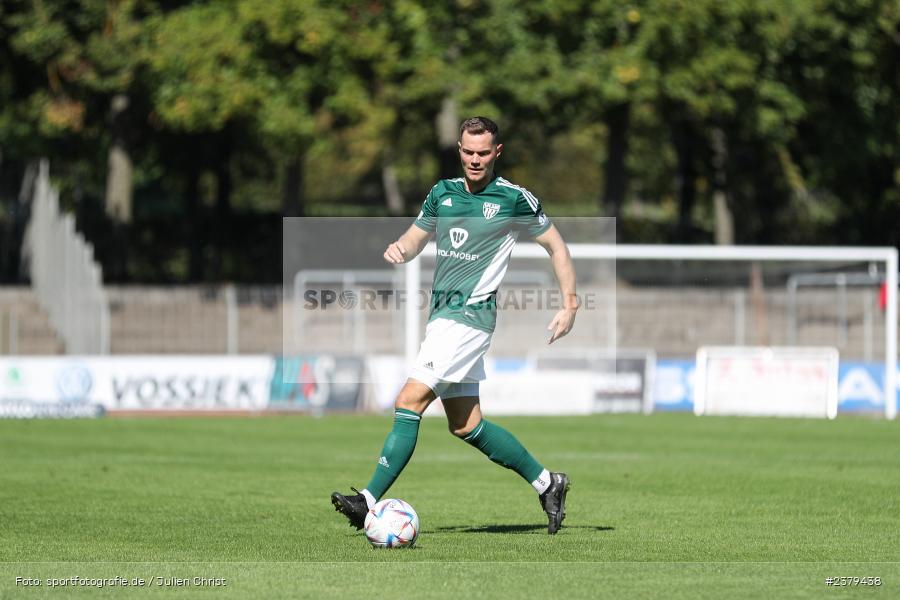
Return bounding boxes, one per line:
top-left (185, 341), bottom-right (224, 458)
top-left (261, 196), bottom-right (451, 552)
top-left (1, 413), bottom-right (898, 598)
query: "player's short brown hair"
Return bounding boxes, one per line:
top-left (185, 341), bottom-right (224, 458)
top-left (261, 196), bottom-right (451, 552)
top-left (459, 117), bottom-right (500, 144)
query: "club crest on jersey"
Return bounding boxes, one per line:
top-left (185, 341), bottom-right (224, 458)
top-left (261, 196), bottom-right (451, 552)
top-left (483, 202), bottom-right (501, 220)
top-left (449, 227), bottom-right (468, 249)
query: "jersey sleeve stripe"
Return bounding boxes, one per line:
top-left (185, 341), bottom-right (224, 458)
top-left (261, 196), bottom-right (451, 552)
top-left (496, 178), bottom-right (540, 213)
top-left (522, 190), bottom-right (539, 213)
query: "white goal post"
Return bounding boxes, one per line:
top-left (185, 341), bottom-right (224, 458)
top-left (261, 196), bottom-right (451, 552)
top-left (405, 244), bottom-right (898, 420)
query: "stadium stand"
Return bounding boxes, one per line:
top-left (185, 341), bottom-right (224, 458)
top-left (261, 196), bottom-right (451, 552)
top-left (2, 283), bottom-right (884, 359)
top-left (0, 287), bottom-right (64, 354)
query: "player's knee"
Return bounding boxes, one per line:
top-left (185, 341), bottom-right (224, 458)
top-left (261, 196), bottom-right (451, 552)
top-left (448, 420), bottom-right (477, 438)
top-left (394, 389), bottom-right (428, 413)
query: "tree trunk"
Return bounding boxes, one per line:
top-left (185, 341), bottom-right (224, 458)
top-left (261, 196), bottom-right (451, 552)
top-left (216, 160), bottom-right (232, 217)
top-left (601, 103), bottom-right (630, 218)
top-left (104, 94), bottom-right (133, 223)
top-left (282, 158), bottom-right (304, 217)
top-left (0, 150), bottom-right (9, 281)
top-left (17, 160), bottom-right (38, 206)
top-left (711, 127), bottom-right (734, 245)
top-left (436, 95), bottom-right (459, 179)
top-left (211, 151), bottom-right (232, 279)
top-left (15, 161), bottom-right (39, 282)
top-left (186, 169), bottom-right (203, 281)
top-left (672, 120), bottom-right (698, 241)
top-left (382, 147), bottom-right (405, 215)
top-left (749, 262), bottom-right (769, 345)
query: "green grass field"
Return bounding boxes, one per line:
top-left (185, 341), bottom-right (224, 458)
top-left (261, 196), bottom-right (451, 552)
top-left (1, 413), bottom-right (898, 598)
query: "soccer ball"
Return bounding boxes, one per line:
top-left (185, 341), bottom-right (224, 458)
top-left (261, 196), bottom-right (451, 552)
top-left (364, 499), bottom-right (419, 548)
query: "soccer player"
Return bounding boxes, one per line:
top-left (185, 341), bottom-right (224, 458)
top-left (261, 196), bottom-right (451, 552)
top-left (331, 117), bottom-right (577, 534)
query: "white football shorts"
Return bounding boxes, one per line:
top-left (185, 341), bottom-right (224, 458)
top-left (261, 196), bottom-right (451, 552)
top-left (408, 317), bottom-right (491, 399)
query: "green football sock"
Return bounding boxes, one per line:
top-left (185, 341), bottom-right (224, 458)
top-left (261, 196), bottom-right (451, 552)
top-left (364, 408), bottom-right (421, 500)
top-left (461, 419), bottom-right (544, 483)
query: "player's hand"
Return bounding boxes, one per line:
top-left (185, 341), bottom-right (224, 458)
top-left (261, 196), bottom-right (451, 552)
top-left (384, 241), bottom-right (408, 264)
top-left (547, 307), bottom-right (577, 344)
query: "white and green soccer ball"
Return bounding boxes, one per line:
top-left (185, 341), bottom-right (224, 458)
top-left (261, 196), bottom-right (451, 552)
top-left (364, 499), bottom-right (419, 548)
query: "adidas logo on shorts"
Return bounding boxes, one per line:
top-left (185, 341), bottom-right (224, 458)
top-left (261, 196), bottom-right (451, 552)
top-left (423, 361), bottom-right (434, 369)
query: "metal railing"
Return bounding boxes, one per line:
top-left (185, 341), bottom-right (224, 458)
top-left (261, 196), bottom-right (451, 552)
top-left (103, 285), bottom-right (281, 354)
top-left (21, 161), bottom-right (109, 354)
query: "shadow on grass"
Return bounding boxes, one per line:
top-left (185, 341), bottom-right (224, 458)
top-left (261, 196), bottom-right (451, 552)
top-left (431, 524), bottom-right (615, 534)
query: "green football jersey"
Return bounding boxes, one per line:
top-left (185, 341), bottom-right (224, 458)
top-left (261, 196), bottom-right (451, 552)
top-left (413, 175), bottom-right (552, 333)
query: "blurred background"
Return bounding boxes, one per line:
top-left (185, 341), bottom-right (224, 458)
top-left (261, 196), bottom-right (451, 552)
top-left (0, 0), bottom-right (897, 416)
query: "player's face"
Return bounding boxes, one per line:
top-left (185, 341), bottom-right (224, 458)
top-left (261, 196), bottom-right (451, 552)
top-left (458, 131), bottom-right (503, 187)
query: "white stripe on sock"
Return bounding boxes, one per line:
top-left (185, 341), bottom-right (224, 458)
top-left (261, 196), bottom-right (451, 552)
top-left (532, 469), bottom-right (551, 495)
top-left (464, 421), bottom-right (485, 441)
top-left (395, 410), bottom-right (421, 421)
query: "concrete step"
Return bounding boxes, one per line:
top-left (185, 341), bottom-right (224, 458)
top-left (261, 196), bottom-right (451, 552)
top-left (0, 286), bottom-right (65, 355)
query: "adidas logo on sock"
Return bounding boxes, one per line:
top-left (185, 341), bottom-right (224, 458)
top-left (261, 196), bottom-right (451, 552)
top-left (378, 456), bottom-right (390, 468)
top-left (441, 198), bottom-right (453, 206)
top-left (424, 361), bottom-right (434, 369)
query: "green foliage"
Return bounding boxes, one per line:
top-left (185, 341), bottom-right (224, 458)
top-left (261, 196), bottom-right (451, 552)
top-left (1, 0), bottom-right (899, 281)
top-left (148, 1), bottom-right (262, 132)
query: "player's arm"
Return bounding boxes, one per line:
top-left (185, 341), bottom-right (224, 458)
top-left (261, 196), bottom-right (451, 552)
top-left (534, 224), bottom-right (578, 344)
top-left (386, 183), bottom-right (439, 263)
top-left (384, 224), bottom-right (432, 264)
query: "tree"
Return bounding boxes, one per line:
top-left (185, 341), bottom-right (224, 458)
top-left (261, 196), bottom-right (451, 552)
top-left (628, 0), bottom-right (808, 242)
top-left (564, 2), bottom-right (650, 217)
top-left (783, 0), bottom-right (900, 245)
top-left (4, 0), bottom-right (161, 225)
top-left (143, 0), bottom-right (262, 276)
